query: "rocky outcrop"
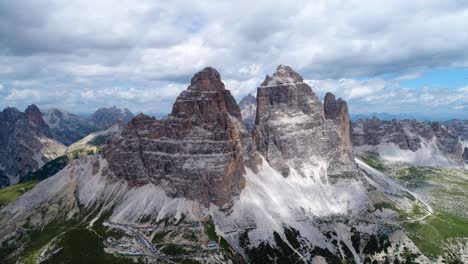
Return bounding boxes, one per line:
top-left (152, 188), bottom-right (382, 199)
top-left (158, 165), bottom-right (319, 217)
top-left (254, 65), bottom-right (358, 181)
top-left (324, 92), bottom-right (352, 151)
top-left (105, 67), bottom-right (245, 207)
top-left (463, 147), bottom-right (468, 163)
top-left (0, 105), bottom-right (66, 187)
top-left (42, 108), bottom-right (99, 145)
top-left (351, 118), bottom-right (464, 164)
top-left (444, 119), bottom-right (468, 141)
top-left (88, 106), bottom-right (134, 129)
top-left (239, 93), bottom-right (256, 131)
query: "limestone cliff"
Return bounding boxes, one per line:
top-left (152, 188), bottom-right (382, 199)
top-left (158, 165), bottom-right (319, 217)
top-left (254, 65), bottom-right (358, 181)
top-left (105, 67), bottom-right (245, 207)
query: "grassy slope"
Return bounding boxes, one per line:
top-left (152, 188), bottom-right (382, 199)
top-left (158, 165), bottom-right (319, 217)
top-left (0, 181), bottom-right (39, 207)
top-left (18, 226), bottom-right (139, 264)
top-left (362, 153), bottom-right (468, 257)
top-left (0, 148), bottom-right (94, 209)
top-left (11, 211), bottom-right (142, 264)
top-left (390, 165), bottom-right (468, 256)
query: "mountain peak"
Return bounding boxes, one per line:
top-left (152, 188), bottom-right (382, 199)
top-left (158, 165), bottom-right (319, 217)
top-left (25, 104), bottom-right (49, 130)
top-left (107, 67), bottom-right (245, 207)
top-left (261, 65), bottom-right (303, 86)
top-left (172, 67), bottom-right (241, 119)
top-left (25, 104), bottom-right (41, 115)
top-left (239, 93), bottom-right (256, 107)
top-left (89, 106), bottom-right (134, 129)
top-left (188, 66), bottom-right (224, 91)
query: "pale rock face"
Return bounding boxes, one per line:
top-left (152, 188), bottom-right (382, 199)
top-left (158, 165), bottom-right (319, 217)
top-left (254, 65), bottom-right (359, 181)
top-left (88, 106), bottom-right (134, 129)
top-left (0, 105), bottom-right (66, 187)
top-left (351, 118), bottom-right (465, 165)
top-left (105, 67), bottom-right (245, 207)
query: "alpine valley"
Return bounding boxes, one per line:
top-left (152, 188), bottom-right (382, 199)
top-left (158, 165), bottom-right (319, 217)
top-left (0, 66), bottom-right (467, 264)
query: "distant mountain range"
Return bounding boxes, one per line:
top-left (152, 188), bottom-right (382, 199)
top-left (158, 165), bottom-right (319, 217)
top-left (0, 106), bottom-right (133, 187)
top-left (350, 112), bottom-right (467, 121)
top-left (350, 112), bottom-right (418, 121)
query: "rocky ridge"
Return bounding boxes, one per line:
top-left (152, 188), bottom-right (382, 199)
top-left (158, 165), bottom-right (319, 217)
top-left (88, 106), bottom-right (134, 129)
top-left (324, 92), bottom-right (353, 152)
top-left (351, 117), bottom-right (465, 165)
top-left (444, 119), bottom-right (468, 141)
top-left (0, 105), bottom-right (66, 187)
top-left (42, 108), bottom-right (99, 145)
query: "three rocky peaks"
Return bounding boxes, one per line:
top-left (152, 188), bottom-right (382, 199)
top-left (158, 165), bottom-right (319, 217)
top-left (105, 65), bottom-right (358, 207)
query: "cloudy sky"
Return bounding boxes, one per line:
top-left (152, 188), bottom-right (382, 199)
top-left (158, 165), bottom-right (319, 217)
top-left (0, 0), bottom-right (467, 119)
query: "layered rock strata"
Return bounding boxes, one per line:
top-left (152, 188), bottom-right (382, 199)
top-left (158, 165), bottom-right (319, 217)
top-left (253, 65), bottom-right (358, 181)
top-left (324, 92), bottom-right (352, 151)
top-left (105, 67), bottom-right (245, 207)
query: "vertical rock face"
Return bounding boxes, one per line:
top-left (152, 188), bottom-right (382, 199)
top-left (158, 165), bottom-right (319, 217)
top-left (324, 92), bottom-right (352, 151)
top-left (254, 65), bottom-right (358, 181)
top-left (105, 67), bottom-right (245, 207)
top-left (0, 105), bottom-right (66, 187)
top-left (463, 147), bottom-right (468, 163)
top-left (239, 93), bottom-right (256, 131)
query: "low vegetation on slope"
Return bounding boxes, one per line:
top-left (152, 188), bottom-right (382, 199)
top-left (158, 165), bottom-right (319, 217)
top-left (361, 152), bottom-right (468, 260)
top-left (0, 181), bottom-right (39, 208)
top-left (21, 149), bottom-right (95, 183)
top-left (390, 165), bottom-right (468, 258)
top-left (0, 148), bottom-right (98, 208)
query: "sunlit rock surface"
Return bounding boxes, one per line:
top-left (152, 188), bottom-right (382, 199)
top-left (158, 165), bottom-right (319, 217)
top-left (254, 65), bottom-right (359, 181)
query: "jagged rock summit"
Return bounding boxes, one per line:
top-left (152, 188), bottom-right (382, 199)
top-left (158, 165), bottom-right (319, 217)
top-left (171, 66), bottom-right (241, 120)
top-left (261, 64), bottom-right (304, 86)
top-left (324, 92), bottom-right (352, 151)
top-left (239, 93), bottom-right (256, 107)
top-left (105, 67), bottom-right (245, 207)
top-left (254, 65), bottom-right (358, 180)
